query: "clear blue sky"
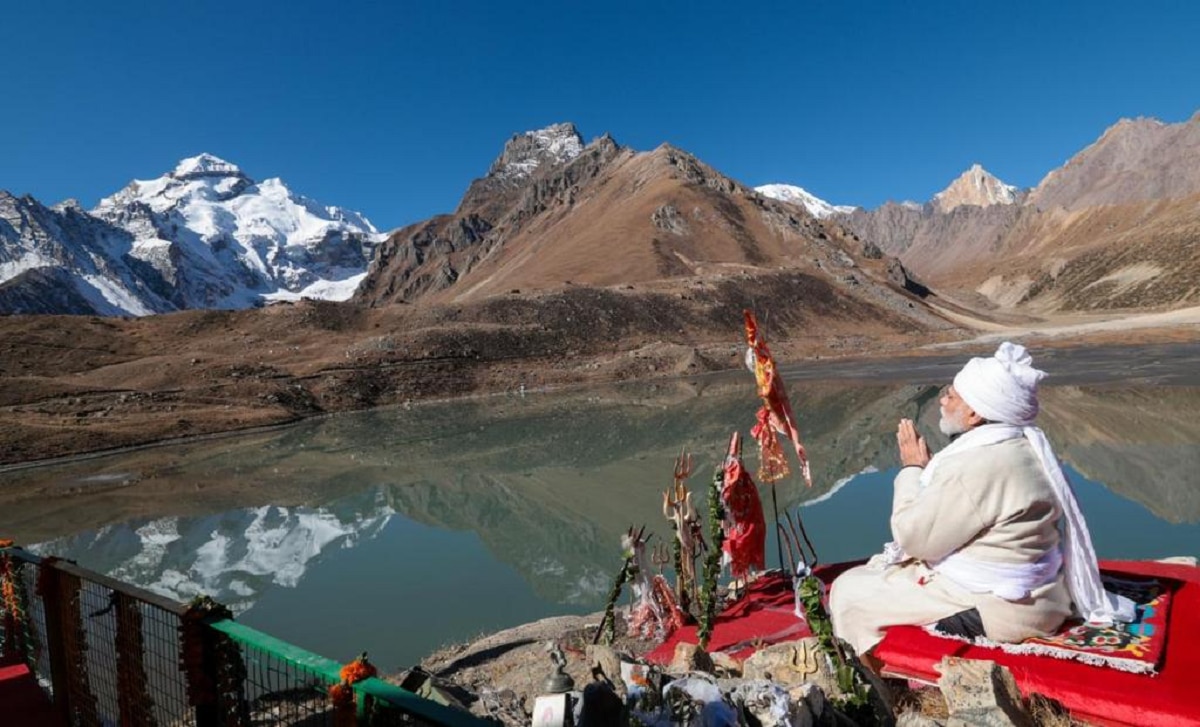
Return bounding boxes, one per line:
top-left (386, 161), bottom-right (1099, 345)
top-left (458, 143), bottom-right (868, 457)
top-left (5, 1), bottom-right (1198, 231)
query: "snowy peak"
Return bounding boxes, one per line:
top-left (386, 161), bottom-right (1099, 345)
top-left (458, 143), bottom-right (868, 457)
top-left (172, 153), bottom-right (246, 180)
top-left (488, 122), bottom-right (585, 181)
top-left (932, 164), bottom-right (1019, 212)
top-left (755, 183), bottom-right (857, 219)
top-left (1, 154), bottom-right (386, 316)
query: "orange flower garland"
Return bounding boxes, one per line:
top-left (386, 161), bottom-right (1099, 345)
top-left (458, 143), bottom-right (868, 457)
top-left (329, 653), bottom-right (377, 726)
top-left (329, 682), bottom-right (355, 708)
top-left (339, 653), bottom-right (377, 684)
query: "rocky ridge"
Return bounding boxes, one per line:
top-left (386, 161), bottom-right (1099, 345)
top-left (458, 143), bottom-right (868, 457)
top-left (835, 112), bottom-right (1200, 313)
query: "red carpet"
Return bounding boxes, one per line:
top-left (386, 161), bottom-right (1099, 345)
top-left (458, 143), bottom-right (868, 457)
top-left (644, 572), bottom-right (809, 663)
top-left (872, 560), bottom-right (1200, 727)
top-left (0, 655), bottom-right (64, 727)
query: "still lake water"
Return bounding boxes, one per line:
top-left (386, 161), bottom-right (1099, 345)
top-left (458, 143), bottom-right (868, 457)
top-left (2, 343), bottom-right (1199, 672)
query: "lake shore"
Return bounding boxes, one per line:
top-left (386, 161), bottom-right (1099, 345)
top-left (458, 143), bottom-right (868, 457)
top-left (3, 304), bottom-right (1199, 471)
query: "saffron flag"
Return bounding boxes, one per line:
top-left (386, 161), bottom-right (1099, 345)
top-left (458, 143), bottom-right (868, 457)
top-left (744, 310), bottom-right (811, 486)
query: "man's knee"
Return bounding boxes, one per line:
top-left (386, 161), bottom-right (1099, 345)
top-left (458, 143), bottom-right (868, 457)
top-left (829, 566), bottom-right (874, 618)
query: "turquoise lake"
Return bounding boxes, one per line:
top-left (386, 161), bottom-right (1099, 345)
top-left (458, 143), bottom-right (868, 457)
top-left (2, 343), bottom-right (1198, 672)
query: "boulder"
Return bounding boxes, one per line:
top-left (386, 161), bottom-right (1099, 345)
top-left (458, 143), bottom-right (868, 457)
top-left (790, 682), bottom-right (826, 721)
top-left (730, 679), bottom-right (814, 727)
top-left (936, 658), bottom-right (1032, 727)
top-left (668, 642), bottom-right (715, 675)
top-left (585, 644), bottom-right (625, 696)
top-left (742, 638), bottom-right (841, 698)
top-left (710, 651), bottom-right (742, 677)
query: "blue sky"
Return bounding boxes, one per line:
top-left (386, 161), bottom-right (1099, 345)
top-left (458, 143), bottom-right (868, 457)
top-left (5, 1), bottom-right (1198, 231)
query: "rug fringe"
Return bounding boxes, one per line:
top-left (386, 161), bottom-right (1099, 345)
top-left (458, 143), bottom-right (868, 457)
top-left (922, 625), bottom-right (1158, 675)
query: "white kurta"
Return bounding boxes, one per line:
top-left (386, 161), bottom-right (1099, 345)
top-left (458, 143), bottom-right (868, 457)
top-left (829, 437), bottom-right (1073, 654)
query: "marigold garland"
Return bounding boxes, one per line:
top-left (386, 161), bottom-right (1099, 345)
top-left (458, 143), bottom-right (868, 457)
top-left (329, 681), bottom-right (355, 707)
top-left (1, 554), bottom-right (23, 660)
top-left (329, 652), bottom-right (376, 726)
top-left (177, 595), bottom-right (248, 724)
top-left (339, 652), bottom-right (377, 684)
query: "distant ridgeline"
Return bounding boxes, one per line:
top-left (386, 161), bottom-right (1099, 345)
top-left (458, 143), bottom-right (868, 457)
top-left (5, 112), bottom-right (1200, 317)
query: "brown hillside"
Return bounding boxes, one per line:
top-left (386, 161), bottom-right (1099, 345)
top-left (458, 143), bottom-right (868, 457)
top-left (439, 144), bottom-right (875, 302)
top-left (0, 269), bottom-right (958, 467)
top-left (840, 112), bottom-right (1200, 314)
top-left (961, 195), bottom-right (1200, 311)
top-left (0, 125), bottom-right (968, 467)
top-left (357, 129), bottom-right (933, 318)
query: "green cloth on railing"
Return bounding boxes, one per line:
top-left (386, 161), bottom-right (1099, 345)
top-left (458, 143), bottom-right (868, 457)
top-left (208, 620), bottom-right (492, 727)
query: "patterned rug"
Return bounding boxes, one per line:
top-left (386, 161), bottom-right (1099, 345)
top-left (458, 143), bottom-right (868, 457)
top-left (927, 573), bottom-right (1173, 674)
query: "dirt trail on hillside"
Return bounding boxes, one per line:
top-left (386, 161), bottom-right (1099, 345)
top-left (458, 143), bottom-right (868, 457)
top-left (926, 302), bottom-right (1200, 349)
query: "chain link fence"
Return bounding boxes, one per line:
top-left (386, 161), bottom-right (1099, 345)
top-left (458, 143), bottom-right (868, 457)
top-left (1, 546), bottom-right (493, 727)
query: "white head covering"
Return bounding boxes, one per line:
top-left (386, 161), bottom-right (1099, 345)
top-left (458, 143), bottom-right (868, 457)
top-left (940, 341), bottom-right (1133, 624)
top-left (952, 341), bottom-right (1044, 425)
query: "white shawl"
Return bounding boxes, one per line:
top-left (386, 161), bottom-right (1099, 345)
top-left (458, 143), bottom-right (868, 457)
top-left (897, 423), bottom-right (1134, 624)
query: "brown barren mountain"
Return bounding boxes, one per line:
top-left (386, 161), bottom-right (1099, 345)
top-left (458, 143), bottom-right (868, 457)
top-left (840, 112), bottom-right (1200, 313)
top-left (357, 128), bottom-right (934, 310)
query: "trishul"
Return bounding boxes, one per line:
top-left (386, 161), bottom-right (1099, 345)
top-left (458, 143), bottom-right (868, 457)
top-left (663, 449), bottom-right (701, 606)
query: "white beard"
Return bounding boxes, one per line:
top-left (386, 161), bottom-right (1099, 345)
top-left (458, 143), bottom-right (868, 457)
top-left (939, 407), bottom-right (969, 436)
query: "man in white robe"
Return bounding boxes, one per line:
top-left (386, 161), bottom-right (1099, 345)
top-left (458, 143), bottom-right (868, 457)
top-left (829, 342), bottom-right (1132, 663)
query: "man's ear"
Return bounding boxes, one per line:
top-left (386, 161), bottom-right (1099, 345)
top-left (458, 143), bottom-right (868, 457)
top-left (965, 408), bottom-right (987, 428)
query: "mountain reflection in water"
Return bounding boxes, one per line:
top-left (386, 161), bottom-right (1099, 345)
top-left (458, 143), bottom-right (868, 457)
top-left (4, 352), bottom-right (1199, 670)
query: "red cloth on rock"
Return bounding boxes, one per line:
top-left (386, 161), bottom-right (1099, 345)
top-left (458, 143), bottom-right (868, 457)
top-left (722, 443), bottom-right (766, 580)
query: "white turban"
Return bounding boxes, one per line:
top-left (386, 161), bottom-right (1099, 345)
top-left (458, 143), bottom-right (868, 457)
top-left (952, 342), bottom-right (1045, 426)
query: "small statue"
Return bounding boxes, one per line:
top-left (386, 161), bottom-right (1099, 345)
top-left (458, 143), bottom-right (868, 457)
top-left (543, 641), bottom-right (575, 694)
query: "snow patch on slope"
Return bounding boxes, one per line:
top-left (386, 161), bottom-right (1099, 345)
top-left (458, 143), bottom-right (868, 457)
top-left (755, 183), bottom-right (857, 219)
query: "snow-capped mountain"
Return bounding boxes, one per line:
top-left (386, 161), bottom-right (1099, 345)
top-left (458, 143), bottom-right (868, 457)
top-left (754, 183), bottom-right (857, 219)
top-left (931, 163), bottom-right (1020, 212)
top-left (92, 153), bottom-right (385, 309)
top-left (30, 498), bottom-right (395, 614)
top-left (1, 192), bottom-right (166, 315)
top-left (0, 154), bottom-right (384, 316)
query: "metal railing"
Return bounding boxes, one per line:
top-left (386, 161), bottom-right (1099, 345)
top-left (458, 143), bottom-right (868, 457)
top-left (1, 545), bottom-right (493, 727)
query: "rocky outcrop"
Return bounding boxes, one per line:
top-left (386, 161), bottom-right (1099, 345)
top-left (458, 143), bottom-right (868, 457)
top-left (936, 658), bottom-right (1033, 727)
top-left (932, 165), bottom-right (1022, 213)
top-left (0, 190), bottom-right (166, 315)
top-left (456, 122), bottom-right (587, 221)
top-left (360, 129), bottom-right (627, 305)
top-left (0, 266), bottom-right (102, 315)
